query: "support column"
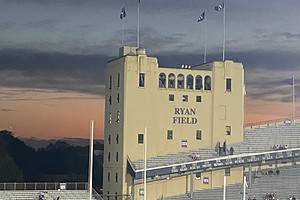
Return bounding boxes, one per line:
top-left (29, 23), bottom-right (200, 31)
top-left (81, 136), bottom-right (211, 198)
top-left (223, 176), bottom-right (226, 200)
top-left (249, 164), bottom-right (252, 188)
top-left (190, 173), bottom-right (194, 199)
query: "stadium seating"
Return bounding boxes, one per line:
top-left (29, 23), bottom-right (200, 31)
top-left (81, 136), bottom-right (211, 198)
top-left (0, 190), bottom-right (99, 200)
top-left (164, 164), bottom-right (300, 200)
top-left (132, 149), bottom-right (217, 170)
top-left (132, 123), bottom-right (300, 170)
top-left (232, 123), bottom-right (300, 154)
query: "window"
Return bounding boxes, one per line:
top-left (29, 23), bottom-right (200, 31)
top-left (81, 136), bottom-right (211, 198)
top-left (195, 172), bottom-right (201, 180)
top-left (225, 168), bottom-right (230, 176)
top-left (168, 73), bottom-right (176, 88)
top-left (116, 111), bottom-right (120, 123)
top-left (116, 134), bottom-right (119, 144)
top-left (116, 152), bottom-right (119, 162)
top-left (226, 126), bottom-right (231, 135)
top-left (108, 172), bottom-right (110, 182)
top-left (117, 73), bottom-right (120, 88)
top-left (159, 73), bottom-right (166, 88)
top-left (108, 152), bottom-right (110, 162)
top-left (203, 177), bottom-right (209, 184)
top-left (109, 95), bottom-right (112, 105)
top-left (196, 96), bottom-right (202, 102)
top-left (115, 173), bottom-right (118, 183)
top-left (226, 78), bottom-right (232, 92)
top-left (108, 113), bottom-right (112, 124)
top-left (182, 95), bottom-right (188, 102)
top-left (139, 188), bottom-right (144, 196)
top-left (187, 75), bottom-right (194, 89)
top-left (109, 75), bottom-right (112, 89)
top-left (204, 76), bottom-right (211, 90)
top-left (196, 130), bottom-right (202, 140)
top-left (195, 75), bottom-right (203, 90)
top-left (181, 140), bottom-right (188, 148)
top-left (117, 93), bottom-right (120, 103)
top-left (177, 74), bottom-right (184, 89)
top-left (169, 94), bottom-right (174, 101)
top-left (139, 73), bottom-right (145, 87)
top-left (108, 135), bottom-right (111, 144)
top-left (167, 130), bottom-right (173, 140)
top-left (138, 133), bottom-right (144, 144)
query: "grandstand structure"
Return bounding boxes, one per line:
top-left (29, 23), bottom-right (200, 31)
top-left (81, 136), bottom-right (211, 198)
top-left (0, 182), bottom-right (102, 200)
top-left (103, 46), bottom-right (300, 200)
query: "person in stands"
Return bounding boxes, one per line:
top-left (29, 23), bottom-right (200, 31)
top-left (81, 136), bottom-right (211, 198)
top-left (292, 195), bottom-right (296, 200)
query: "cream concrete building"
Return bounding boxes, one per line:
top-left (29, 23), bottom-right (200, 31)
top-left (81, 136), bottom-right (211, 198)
top-left (103, 46), bottom-right (245, 200)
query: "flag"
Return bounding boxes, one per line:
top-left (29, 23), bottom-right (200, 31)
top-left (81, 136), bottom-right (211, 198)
top-left (120, 7), bottom-right (126, 19)
top-left (215, 2), bottom-right (224, 12)
top-left (281, 77), bottom-right (294, 85)
top-left (197, 11), bottom-right (205, 22)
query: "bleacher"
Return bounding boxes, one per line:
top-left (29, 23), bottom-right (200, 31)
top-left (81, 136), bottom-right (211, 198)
top-left (132, 123), bottom-right (300, 170)
top-left (232, 123), bottom-right (300, 154)
top-left (0, 190), bottom-right (99, 200)
top-left (132, 149), bottom-right (217, 170)
top-left (164, 164), bottom-right (300, 200)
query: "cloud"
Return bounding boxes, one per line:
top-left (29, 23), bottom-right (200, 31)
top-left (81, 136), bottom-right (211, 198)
top-left (0, 108), bottom-right (16, 112)
top-left (0, 46), bottom-right (300, 103)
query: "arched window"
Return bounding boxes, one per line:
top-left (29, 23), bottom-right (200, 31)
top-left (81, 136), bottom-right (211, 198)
top-left (195, 75), bottom-right (203, 90)
top-left (177, 74), bottom-right (184, 89)
top-left (186, 75), bottom-right (194, 89)
top-left (159, 73), bottom-right (166, 88)
top-left (204, 75), bottom-right (211, 90)
top-left (168, 73), bottom-right (175, 88)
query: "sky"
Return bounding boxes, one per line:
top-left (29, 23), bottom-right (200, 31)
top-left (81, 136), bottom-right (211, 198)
top-left (0, 0), bottom-right (299, 139)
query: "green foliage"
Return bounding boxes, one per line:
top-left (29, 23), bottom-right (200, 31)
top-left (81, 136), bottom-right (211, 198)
top-left (0, 154), bottom-right (23, 181)
top-left (0, 130), bottom-right (103, 188)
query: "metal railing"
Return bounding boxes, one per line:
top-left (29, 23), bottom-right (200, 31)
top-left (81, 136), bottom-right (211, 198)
top-left (244, 118), bottom-right (291, 128)
top-left (0, 182), bottom-right (88, 191)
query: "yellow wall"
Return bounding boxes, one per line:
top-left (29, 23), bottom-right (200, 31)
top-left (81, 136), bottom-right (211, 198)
top-left (103, 47), bottom-right (245, 199)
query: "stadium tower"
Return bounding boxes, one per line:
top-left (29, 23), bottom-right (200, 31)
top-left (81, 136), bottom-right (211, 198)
top-left (103, 46), bottom-right (245, 200)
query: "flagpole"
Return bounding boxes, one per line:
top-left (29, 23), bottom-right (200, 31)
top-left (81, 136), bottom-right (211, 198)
top-left (223, 175), bottom-right (226, 200)
top-left (293, 75), bottom-right (295, 123)
top-left (144, 127), bottom-right (147, 200)
top-left (243, 176), bottom-right (247, 200)
top-left (137, 0), bottom-right (140, 48)
top-left (204, 9), bottom-right (207, 63)
top-left (122, 18), bottom-right (125, 46)
top-left (222, 0), bottom-right (226, 61)
top-left (88, 120), bottom-right (94, 200)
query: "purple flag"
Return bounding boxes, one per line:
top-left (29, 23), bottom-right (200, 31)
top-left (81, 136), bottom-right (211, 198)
top-left (281, 78), bottom-right (293, 85)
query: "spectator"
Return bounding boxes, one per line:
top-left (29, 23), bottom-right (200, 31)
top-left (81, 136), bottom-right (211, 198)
top-left (229, 147), bottom-right (234, 155)
top-left (276, 169), bottom-right (280, 175)
top-left (292, 195), bottom-right (296, 200)
top-left (253, 195), bottom-right (256, 200)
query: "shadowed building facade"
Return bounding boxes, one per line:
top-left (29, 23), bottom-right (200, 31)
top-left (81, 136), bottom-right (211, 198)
top-left (103, 46), bottom-right (245, 199)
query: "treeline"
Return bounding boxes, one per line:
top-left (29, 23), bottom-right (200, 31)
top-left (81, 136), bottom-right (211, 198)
top-left (0, 130), bottom-right (103, 188)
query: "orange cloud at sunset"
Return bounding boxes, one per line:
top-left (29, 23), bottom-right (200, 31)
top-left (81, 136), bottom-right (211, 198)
top-left (0, 87), bottom-right (104, 139)
top-left (245, 97), bottom-right (297, 125)
top-left (0, 87), bottom-right (298, 139)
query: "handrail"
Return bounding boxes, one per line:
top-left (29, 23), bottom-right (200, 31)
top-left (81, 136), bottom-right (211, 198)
top-left (0, 182), bottom-right (88, 191)
top-left (135, 147), bottom-right (300, 172)
top-left (244, 116), bottom-right (300, 128)
top-left (132, 147), bottom-right (300, 180)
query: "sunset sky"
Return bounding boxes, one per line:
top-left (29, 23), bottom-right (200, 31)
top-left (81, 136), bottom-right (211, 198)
top-left (0, 0), bottom-right (299, 139)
